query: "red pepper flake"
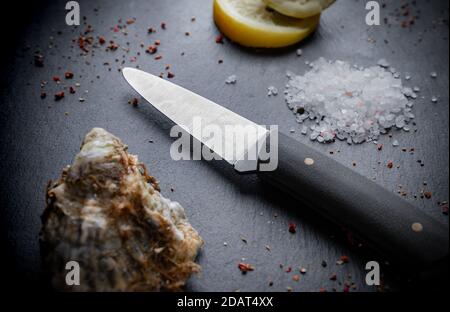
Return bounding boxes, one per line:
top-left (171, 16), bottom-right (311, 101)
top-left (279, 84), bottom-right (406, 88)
top-left (148, 27), bottom-right (156, 33)
top-left (285, 267), bottom-right (292, 273)
top-left (69, 86), bottom-right (76, 94)
top-left (424, 191), bottom-right (432, 199)
top-left (126, 18), bottom-right (135, 25)
top-left (343, 285), bottom-right (350, 293)
top-left (185, 32), bottom-right (190, 36)
top-left (128, 97), bottom-right (139, 107)
top-left (40, 92), bottom-right (47, 99)
top-left (65, 72), bottom-right (74, 79)
top-left (387, 161), bottom-right (394, 169)
top-left (191, 16), bottom-right (196, 22)
top-left (340, 255), bottom-right (349, 263)
top-left (54, 91), bottom-right (65, 101)
top-left (218, 59), bottom-right (223, 64)
top-left (319, 288), bottom-right (327, 293)
top-left (161, 22), bottom-right (166, 30)
top-left (238, 262), bottom-right (254, 273)
top-left (107, 41), bottom-right (119, 51)
top-left (165, 65), bottom-right (171, 70)
top-left (292, 275), bottom-right (300, 282)
top-left (113, 26), bottom-right (120, 33)
top-left (215, 34), bottom-right (224, 44)
top-left (377, 144), bottom-right (383, 151)
top-left (52, 76), bottom-right (60, 82)
top-left (146, 45), bottom-right (158, 54)
top-left (288, 222), bottom-right (297, 234)
top-left (154, 40), bottom-right (161, 46)
top-left (329, 273), bottom-right (337, 281)
top-left (154, 55), bottom-right (163, 60)
top-left (98, 36), bottom-right (106, 45)
top-left (167, 72), bottom-right (175, 79)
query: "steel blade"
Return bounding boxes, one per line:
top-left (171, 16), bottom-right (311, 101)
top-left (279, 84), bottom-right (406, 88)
top-left (123, 67), bottom-right (268, 167)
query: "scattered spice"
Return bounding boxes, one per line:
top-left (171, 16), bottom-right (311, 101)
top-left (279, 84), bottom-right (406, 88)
top-left (52, 76), bottom-right (61, 82)
top-left (54, 91), bottom-right (65, 101)
top-left (340, 255), bottom-right (349, 263)
top-left (128, 97), bottom-right (139, 107)
top-left (107, 41), bottom-right (119, 51)
top-left (69, 86), bottom-right (76, 94)
top-left (423, 191), bottom-right (432, 199)
top-left (292, 275), bottom-right (300, 282)
top-left (387, 161), bottom-right (394, 169)
top-left (40, 92), bottom-right (47, 99)
top-left (329, 273), bottom-right (337, 281)
top-left (65, 71), bottom-right (74, 79)
top-left (215, 34), bottom-right (224, 44)
top-left (146, 45), bottom-right (158, 54)
top-left (98, 36), bottom-right (106, 45)
top-left (167, 72), bottom-right (175, 79)
top-left (161, 22), bottom-right (166, 30)
top-left (288, 222), bottom-right (297, 234)
top-left (238, 262), bottom-right (254, 273)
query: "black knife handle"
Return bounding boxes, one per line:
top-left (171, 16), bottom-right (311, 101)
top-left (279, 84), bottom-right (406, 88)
top-left (259, 132), bottom-right (448, 267)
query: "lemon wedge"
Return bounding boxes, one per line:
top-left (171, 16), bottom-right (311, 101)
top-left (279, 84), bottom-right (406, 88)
top-left (263, 0), bottom-right (335, 18)
top-left (213, 0), bottom-right (320, 48)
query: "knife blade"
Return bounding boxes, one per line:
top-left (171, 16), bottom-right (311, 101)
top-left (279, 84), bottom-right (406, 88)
top-left (123, 67), bottom-right (448, 274)
top-left (123, 67), bottom-right (269, 171)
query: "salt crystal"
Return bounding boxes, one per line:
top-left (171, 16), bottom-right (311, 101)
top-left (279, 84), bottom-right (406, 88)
top-left (430, 71), bottom-right (437, 78)
top-left (284, 58), bottom-right (414, 144)
top-left (392, 140), bottom-right (399, 147)
top-left (296, 49), bottom-right (303, 56)
top-left (413, 86), bottom-right (420, 92)
top-left (225, 75), bottom-right (237, 84)
top-left (301, 126), bottom-right (308, 135)
top-left (431, 96), bottom-right (438, 103)
top-left (267, 86), bottom-right (278, 96)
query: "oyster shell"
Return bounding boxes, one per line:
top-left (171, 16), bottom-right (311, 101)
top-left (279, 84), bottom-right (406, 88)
top-left (40, 128), bottom-right (203, 291)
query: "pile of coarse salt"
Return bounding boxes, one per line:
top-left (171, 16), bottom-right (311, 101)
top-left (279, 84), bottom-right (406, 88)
top-left (284, 58), bottom-right (416, 144)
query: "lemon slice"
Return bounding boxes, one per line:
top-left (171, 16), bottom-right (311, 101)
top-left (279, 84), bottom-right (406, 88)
top-left (213, 0), bottom-right (320, 48)
top-left (263, 0), bottom-right (335, 18)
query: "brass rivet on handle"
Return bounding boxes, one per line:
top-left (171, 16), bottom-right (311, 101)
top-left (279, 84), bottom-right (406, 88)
top-left (304, 158), bottom-right (314, 166)
top-left (411, 222), bottom-right (423, 232)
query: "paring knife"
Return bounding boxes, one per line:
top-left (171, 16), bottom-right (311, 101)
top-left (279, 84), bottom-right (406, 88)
top-left (123, 67), bottom-right (448, 272)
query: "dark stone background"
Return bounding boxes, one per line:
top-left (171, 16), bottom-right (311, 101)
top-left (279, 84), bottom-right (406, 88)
top-left (0, 0), bottom-right (448, 292)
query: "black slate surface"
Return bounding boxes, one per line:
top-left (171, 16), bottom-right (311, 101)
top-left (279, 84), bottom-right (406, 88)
top-left (0, 0), bottom-right (448, 292)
